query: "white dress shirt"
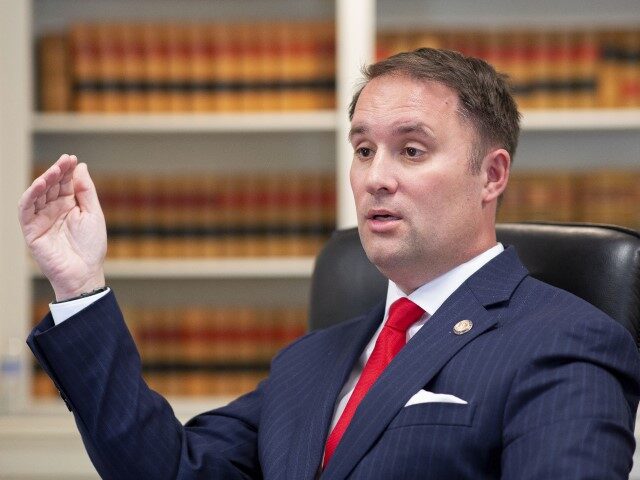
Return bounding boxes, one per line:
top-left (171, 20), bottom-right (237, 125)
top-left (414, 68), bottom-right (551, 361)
top-left (50, 287), bottom-right (111, 325)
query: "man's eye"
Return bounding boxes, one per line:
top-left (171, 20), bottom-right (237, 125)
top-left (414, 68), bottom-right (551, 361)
top-left (356, 147), bottom-right (372, 158)
top-left (403, 147), bottom-right (423, 158)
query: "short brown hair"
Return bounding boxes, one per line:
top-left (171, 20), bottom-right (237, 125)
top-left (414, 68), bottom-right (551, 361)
top-left (348, 48), bottom-right (521, 173)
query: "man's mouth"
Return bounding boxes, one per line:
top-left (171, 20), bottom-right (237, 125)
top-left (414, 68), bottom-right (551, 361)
top-left (372, 214), bottom-right (400, 221)
top-left (366, 209), bottom-right (402, 221)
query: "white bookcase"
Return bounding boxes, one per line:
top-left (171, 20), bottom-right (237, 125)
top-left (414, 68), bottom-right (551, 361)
top-left (1, 0), bottom-right (640, 477)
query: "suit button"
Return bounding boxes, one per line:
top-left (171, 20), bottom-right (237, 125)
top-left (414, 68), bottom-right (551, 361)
top-left (453, 319), bottom-right (473, 335)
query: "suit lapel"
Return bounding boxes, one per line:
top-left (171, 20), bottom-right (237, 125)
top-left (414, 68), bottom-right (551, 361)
top-left (286, 302), bottom-right (385, 480)
top-left (321, 247), bottom-right (528, 479)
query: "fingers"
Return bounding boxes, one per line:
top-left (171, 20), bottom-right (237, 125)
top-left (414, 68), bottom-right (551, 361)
top-left (18, 154), bottom-right (79, 224)
top-left (73, 162), bottom-right (102, 214)
top-left (37, 154), bottom-right (77, 211)
top-left (18, 177), bottom-right (46, 225)
top-left (58, 155), bottom-right (77, 196)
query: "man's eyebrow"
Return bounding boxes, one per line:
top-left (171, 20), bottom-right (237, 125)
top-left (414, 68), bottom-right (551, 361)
top-left (348, 125), bottom-right (368, 142)
top-left (392, 123), bottom-right (435, 139)
top-left (348, 123), bottom-right (436, 142)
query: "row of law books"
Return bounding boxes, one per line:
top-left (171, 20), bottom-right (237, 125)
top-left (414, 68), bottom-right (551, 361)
top-left (38, 21), bottom-right (335, 113)
top-left (33, 168), bottom-right (337, 258)
top-left (32, 302), bottom-right (307, 398)
top-left (378, 28), bottom-right (640, 109)
top-left (498, 169), bottom-right (640, 229)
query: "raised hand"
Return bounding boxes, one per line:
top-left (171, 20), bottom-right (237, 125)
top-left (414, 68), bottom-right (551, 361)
top-left (18, 154), bottom-right (107, 301)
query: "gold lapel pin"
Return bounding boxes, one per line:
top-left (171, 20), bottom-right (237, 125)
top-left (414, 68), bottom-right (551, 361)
top-left (453, 320), bottom-right (473, 335)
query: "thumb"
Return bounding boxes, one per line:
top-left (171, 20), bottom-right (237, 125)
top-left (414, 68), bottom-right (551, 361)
top-left (73, 162), bottom-right (102, 214)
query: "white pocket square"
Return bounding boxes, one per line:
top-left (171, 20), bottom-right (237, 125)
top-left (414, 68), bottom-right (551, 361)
top-left (404, 390), bottom-right (468, 407)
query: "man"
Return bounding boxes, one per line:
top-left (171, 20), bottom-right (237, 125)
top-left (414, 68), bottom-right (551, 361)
top-left (19, 48), bottom-right (640, 479)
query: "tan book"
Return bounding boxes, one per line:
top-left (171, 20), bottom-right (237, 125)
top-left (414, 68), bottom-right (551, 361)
top-left (239, 173), bottom-right (267, 256)
top-left (263, 172), bottom-right (286, 257)
top-left (179, 372), bottom-right (204, 396)
top-left (189, 23), bottom-right (215, 112)
top-left (578, 170), bottom-right (640, 228)
top-left (169, 174), bottom-right (202, 258)
top-left (167, 23), bottom-right (192, 112)
top-left (97, 23), bottom-right (126, 112)
top-left (529, 30), bottom-right (553, 109)
top-left (523, 171), bottom-right (575, 222)
top-left (212, 22), bottom-right (243, 111)
top-left (559, 30), bottom-right (595, 109)
top-left (276, 22), bottom-right (298, 111)
top-left (597, 30), bottom-right (624, 108)
top-left (573, 30), bottom-right (598, 108)
top-left (185, 174), bottom-right (214, 257)
top-left (101, 173), bottom-right (139, 258)
top-left (510, 30), bottom-right (536, 110)
top-left (162, 307), bottom-right (182, 397)
top-left (499, 171), bottom-right (575, 223)
top-left (235, 306), bottom-right (259, 361)
top-left (69, 23), bottom-right (102, 112)
top-left (220, 173), bottom-right (244, 257)
top-left (144, 23), bottom-right (171, 112)
top-left (181, 306), bottom-right (209, 363)
top-left (620, 30), bottom-right (640, 108)
top-left (38, 33), bottom-right (71, 111)
top-left (313, 21), bottom-right (337, 110)
top-left (203, 174), bottom-right (229, 258)
top-left (121, 23), bottom-right (147, 112)
top-left (133, 174), bottom-right (163, 258)
top-left (238, 22), bottom-right (263, 112)
top-left (289, 21), bottom-right (319, 110)
top-left (157, 174), bottom-right (183, 258)
top-left (260, 22), bottom-right (285, 110)
top-left (280, 171), bottom-right (305, 255)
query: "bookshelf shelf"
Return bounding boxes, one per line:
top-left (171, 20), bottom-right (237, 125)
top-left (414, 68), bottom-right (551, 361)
top-left (521, 109), bottom-right (640, 131)
top-left (31, 257), bottom-right (316, 279)
top-left (0, 396), bottom-right (235, 478)
top-left (32, 111), bottom-right (338, 133)
top-left (32, 110), bottom-right (640, 135)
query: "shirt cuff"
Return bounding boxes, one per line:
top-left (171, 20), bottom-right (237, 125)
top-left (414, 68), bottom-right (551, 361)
top-left (49, 288), bottom-right (111, 325)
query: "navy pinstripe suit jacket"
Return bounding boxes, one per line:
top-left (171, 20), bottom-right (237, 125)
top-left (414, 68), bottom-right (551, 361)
top-left (28, 247), bottom-right (640, 479)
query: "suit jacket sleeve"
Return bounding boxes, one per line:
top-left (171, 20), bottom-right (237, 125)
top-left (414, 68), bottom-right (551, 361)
top-left (501, 311), bottom-right (640, 479)
top-left (27, 291), bottom-right (263, 480)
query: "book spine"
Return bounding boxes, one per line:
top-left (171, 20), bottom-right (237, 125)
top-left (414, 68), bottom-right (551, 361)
top-left (38, 33), bottom-right (72, 112)
top-left (70, 23), bottom-right (102, 112)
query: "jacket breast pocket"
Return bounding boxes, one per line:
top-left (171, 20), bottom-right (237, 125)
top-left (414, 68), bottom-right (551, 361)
top-left (387, 402), bottom-right (476, 430)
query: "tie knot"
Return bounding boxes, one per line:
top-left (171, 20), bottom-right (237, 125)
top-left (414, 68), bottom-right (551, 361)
top-left (386, 297), bottom-right (425, 333)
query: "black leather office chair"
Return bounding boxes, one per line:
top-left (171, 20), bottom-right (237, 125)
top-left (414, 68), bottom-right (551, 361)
top-left (308, 223), bottom-right (640, 347)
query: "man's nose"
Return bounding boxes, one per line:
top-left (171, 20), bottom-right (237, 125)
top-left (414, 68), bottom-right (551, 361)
top-left (365, 151), bottom-right (398, 195)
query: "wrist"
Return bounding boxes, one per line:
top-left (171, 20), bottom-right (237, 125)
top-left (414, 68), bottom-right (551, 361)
top-left (52, 286), bottom-right (108, 304)
top-left (52, 273), bottom-right (106, 302)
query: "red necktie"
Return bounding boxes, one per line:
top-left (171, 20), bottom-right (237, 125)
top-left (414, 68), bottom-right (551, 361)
top-left (323, 297), bottom-right (425, 467)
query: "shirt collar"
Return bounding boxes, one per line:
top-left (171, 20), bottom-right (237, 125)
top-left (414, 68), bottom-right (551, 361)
top-left (384, 243), bottom-right (504, 318)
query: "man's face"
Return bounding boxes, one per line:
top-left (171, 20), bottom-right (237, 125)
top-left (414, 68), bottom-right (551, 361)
top-left (349, 75), bottom-right (491, 293)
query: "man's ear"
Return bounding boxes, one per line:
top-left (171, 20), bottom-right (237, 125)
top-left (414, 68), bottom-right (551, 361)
top-left (481, 148), bottom-right (510, 204)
